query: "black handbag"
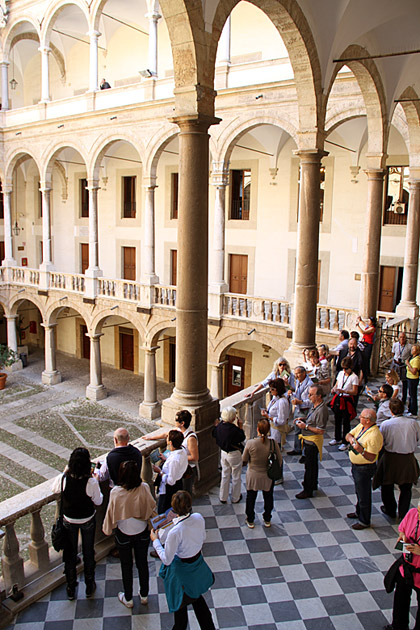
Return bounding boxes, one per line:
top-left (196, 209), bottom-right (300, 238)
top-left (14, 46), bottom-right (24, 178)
top-left (384, 555), bottom-right (404, 593)
top-left (267, 439), bottom-right (282, 481)
top-left (51, 475), bottom-right (66, 552)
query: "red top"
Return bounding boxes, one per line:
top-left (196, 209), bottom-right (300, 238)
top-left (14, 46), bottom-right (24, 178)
top-left (363, 329), bottom-right (375, 345)
top-left (399, 508), bottom-right (420, 588)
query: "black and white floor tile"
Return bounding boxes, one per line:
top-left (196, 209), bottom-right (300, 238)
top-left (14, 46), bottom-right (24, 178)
top-left (6, 389), bottom-right (419, 630)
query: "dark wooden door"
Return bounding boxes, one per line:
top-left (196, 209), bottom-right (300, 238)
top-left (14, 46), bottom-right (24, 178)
top-left (123, 247), bottom-right (136, 281)
top-left (378, 266), bottom-right (396, 311)
top-left (171, 249), bottom-right (177, 286)
top-left (120, 330), bottom-right (134, 371)
top-left (81, 325), bottom-right (90, 359)
top-left (226, 355), bottom-right (245, 396)
top-left (81, 243), bottom-right (89, 274)
top-left (0, 241), bottom-right (4, 264)
top-left (229, 254), bottom-right (248, 294)
top-left (169, 338), bottom-right (176, 383)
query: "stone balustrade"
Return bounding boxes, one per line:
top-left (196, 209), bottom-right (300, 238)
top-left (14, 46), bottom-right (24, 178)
top-left (221, 385), bottom-right (269, 439)
top-left (223, 293), bottom-right (291, 324)
top-left (0, 436), bottom-right (166, 623)
top-left (154, 285), bottom-right (177, 307)
top-left (50, 272), bottom-right (85, 293)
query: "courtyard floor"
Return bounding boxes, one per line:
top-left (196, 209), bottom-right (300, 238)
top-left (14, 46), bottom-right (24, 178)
top-left (0, 355), bottom-right (418, 629)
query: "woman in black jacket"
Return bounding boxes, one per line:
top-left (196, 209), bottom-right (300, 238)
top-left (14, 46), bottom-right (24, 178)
top-left (52, 447), bottom-right (103, 600)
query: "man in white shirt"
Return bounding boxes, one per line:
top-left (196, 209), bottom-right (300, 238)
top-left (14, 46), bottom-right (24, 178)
top-left (373, 398), bottom-right (420, 520)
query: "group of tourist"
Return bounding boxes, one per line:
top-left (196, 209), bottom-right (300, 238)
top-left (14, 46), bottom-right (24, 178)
top-left (51, 321), bottom-right (420, 630)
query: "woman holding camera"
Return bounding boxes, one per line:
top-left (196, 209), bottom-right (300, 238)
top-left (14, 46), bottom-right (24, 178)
top-left (52, 447), bottom-right (103, 600)
top-left (385, 501), bottom-right (420, 630)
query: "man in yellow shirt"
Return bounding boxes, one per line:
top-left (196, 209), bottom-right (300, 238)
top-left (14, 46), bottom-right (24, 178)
top-left (345, 408), bottom-right (383, 530)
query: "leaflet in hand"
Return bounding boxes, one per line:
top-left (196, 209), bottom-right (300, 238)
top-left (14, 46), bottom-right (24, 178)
top-left (151, 508), bottom-right (177, 531)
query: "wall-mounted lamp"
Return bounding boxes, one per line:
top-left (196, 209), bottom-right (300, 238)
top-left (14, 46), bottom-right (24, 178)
top-left (255, 94), bottom-right (263, 100)
top-left (247, 328), bottom-right (256, 335)
top-left (110, 305), bottom-right (118, 310)
top-left (12, 220), bottom-right (20, 236)
top-left (171, 317), bottom-right (176, 321)
top-left (139, 69), bottom-right (155, 78)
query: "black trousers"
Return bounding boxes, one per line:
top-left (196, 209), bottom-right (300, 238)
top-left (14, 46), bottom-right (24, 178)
top-left (173, 594), bottom-right (215, 630)
top-left (381, 483), bottom-right (413, 520)
top-left (245, 483), bottom-right (274, 523)
top-left (158, 479), bottom-right (183, 514)
top-left (302, 441), bottom-right (319, 494)
top-left (115, 527), bottom-right (150, 600)
top-left (392, 570), bottom-right (420, 629)
top-left (334, 408), bottom-right (351, 444)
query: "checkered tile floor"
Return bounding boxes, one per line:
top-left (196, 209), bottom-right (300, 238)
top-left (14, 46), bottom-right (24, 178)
top-left (6, 389), bottom-right (420, 630)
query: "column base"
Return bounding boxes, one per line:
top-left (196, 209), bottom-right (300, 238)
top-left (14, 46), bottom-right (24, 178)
top-left (139, 401), bottom-right (161, 420)
top-left (9, 359), bottom-right (23, 372)
top-left (396, 301), bottom-right (419, 320)
top-left (86, 384), bottom-right (107, 401)
top-left (161, 396), bottom-right (221, 496)
top-left (283, 341), bottom-right (316, 369)
top-left (42, 370), bottom-right (62, 385)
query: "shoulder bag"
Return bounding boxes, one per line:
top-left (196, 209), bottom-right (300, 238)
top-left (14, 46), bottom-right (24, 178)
top-left (51, 475), bottom-right (67, 552)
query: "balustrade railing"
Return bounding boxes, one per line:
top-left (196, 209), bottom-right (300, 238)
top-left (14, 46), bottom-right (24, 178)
top-left (0, 437), bottom-right (166, 620)
top-left (50, 272), bottom-right (85, 293)
top-left (222, 294), bottom-right (291, 324)
top-left (154, 285), bottom-right (177, 307)
top-left (221, 385), bottom-right (269, 439)
top-left (9, 267), bottom-right (40, 287)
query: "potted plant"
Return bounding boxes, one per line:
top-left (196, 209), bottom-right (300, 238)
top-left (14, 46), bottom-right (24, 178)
top-left (0, 345), bottom-right (19, 390)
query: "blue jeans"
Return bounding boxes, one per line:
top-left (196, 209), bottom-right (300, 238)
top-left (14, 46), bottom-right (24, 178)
top-left (63, 515), bottom-right (96, 585)
top-left (115, 527), bottom-right (150, 600)
top-left (351, 463), bottom-right (377, 526)
top-left (407, 378), bottom-right (419, 416)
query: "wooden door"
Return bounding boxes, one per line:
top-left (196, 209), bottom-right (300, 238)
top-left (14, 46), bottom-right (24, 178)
top-left (81, 325), bottom-right (90, 359)
top-left (229, 254), bottom-right (248, 294)
top-left (171, 249), bottom-right (177, 286)
top-left (120, 330), bottom-right (134, 371)
top-left (169, 338), bottom-right (176, 382)
top-left (0, 241), bottom-right (4, 264)
top-left (378, 266), bottom-right (397, 312)
top-left (226, 355), bottom-right (245, 396)
top-left (81, 243), bottom-right (89, 274)
top-left (123, 247), bottom-right (136, 281)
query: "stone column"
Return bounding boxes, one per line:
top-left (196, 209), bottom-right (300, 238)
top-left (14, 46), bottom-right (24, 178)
top-left (161, 114), bottom-right (221, 494)
top-left (209, 361), bottom-right (225, 399)
top-left (85, 182), bottom-right (102, 298)
top-left (139, 346), bottom-right (160, 419)
top-left (6, 315), bottom-right (18, 353)
top-left (39, 46), bottom-right (51, 103)
top-left (209, 163), bottom-right (229, 318)
top-left (219, 15), bottom-right (231, 64)
top-left (146, 12), bottom-right (160, 76)
top-left (86, 333), bottom-right (107, 400)
top-left (3, 188), bottom-right (16, 266)
top-left (359, 169), bottom-right (385, 317)
top-left (397, 177), bottom-right (420, 318)
top-left (141, 178), bottom-right (159, 285)
top-left (88, 30), bottom-right (100, 92)
top-left (1, 60), bottom-right (9, 110)
top-left (285, 150), bottom-right (325, 363)
top-left (39, 187), bottom-right (53, 268)
top-left (41, 324), bottom-right (61, 385)
top-left (215, 16), bottom-right (231, 89)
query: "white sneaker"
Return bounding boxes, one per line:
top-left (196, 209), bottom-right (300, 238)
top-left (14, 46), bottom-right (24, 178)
top-left (245, 520), bottom-right (255, 529)
top-left (118, 592), bottom-right (134, 608)
top-left (263, 520), bottom-right (271, 528)
top-left (329, 439), bottom-right (338, 446)
top-left (338, 444), bottom-right (348, 451)
top-left (140, 595), bottom-right (148, 606)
